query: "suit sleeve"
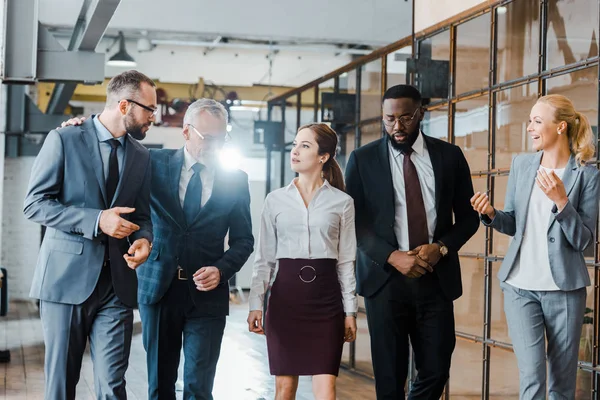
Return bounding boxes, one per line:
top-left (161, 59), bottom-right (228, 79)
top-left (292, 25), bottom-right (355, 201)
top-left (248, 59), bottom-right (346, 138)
top-left (481, 155), bottom-right (517, 236)
top-left (552, 169), bottom-right (600, 252)
top-left (437, 147), bottom-right (480, 253)
top-left (23, 130), bottom-right (101, 240)
top-left (215, 173), bottom-right (255, 282)
top-left (345, 151), bottom-right (397, 268)
top-left (130, 153), bottom-right (153, 244)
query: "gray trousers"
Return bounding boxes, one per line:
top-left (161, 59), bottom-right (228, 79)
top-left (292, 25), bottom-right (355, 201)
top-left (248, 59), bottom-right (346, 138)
top-left (501, 281), bottom-right (586, 400)
top-left (40, 265), bottom-right (133, 400)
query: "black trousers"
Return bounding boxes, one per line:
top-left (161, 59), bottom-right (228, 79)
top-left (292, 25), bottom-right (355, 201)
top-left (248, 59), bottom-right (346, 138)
top-left (364, 270), bottom-right (456, 400)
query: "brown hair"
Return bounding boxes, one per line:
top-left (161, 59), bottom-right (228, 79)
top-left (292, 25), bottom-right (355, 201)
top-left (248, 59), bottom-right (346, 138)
top-left (536, 94), bottom-right (595, 165)
top-left (106, 70), bottom-right (156, 104)
top-left (299, 123), bottom-right (345, 192)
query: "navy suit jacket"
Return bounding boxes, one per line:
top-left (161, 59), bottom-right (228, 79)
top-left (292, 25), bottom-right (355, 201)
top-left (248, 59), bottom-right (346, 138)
top-left (137, 147), bottom-right (254, 316)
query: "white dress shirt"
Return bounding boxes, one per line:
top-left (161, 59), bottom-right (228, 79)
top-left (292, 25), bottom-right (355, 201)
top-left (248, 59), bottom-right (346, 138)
top-left (388, 132), bottom-right (437, 250)
top-left (249, 179), bottom-right (358, 313)
top-left (178, 147), bottom-right (215, 208)
top-left (505, 165), bottom-right (564, 291)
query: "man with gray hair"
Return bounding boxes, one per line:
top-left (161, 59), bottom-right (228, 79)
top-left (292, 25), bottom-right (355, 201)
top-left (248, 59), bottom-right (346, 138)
top-left (137, 98), bottom-right (254, 399)
top-left (24, 69), bottom-right (155, 399)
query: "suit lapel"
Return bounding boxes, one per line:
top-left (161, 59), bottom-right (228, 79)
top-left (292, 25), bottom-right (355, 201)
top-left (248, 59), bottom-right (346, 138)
top-left (377, 138), bottom-right (395, 218)
top-left (191, 167), bottom-right (222, 224)
top-left (111, 135), bottom-right (137, 207)
top-left (515, 152), bottom-right (542, 230)
top-left (547, 154), bottom-right (579, 231)
top-left (422, 135), bottom-right (443, 213)
top-left (80, 120), bottom-right (107, 206)
top-left (169, 148), bottom-right (186, 225)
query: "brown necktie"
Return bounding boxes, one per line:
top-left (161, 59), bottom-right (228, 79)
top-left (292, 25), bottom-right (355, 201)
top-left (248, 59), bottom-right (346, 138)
top-left (403, 148), bottom-right (429, 249)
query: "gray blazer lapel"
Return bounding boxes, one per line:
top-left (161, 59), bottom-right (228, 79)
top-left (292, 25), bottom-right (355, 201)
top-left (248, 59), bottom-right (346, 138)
top-left (80, 121), bottom-right (107, 206)
top-left (548, 154), bottom-right (580, 231)
top-left (169, 148), bottom-right (186, 224)
top-left (111, 135), bottom-right (137, 207)
top-left (515, 152), bottom-right (542, 231)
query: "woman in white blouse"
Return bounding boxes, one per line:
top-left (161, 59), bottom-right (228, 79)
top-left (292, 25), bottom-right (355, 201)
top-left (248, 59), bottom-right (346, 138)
top-left (471, 95), bottom-right (600, 399)
top-left (247, 123), bottom-right (357, 400)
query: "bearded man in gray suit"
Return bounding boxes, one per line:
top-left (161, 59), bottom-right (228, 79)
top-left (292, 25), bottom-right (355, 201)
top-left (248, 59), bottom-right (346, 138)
top-left (23, 70), bottom-right (155, 400)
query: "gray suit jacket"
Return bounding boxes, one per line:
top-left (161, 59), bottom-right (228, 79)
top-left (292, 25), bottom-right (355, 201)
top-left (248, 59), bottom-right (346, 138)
top-left (483, 152), bottom-right (600, 290)
top-left (23, 118), bottom-right (152, 307)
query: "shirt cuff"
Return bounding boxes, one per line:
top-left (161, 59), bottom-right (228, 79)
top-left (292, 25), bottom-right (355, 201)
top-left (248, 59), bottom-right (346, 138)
top-left (248, 295), bottom-right (264, 312)
top-left (94, 211), bottom-right (103, 237)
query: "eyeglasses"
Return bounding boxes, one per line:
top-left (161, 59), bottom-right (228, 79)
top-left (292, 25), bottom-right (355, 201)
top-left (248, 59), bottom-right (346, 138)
top-left (188, 124), bottom-right (231, 144)
top-left (125, 99), bottom-right (159, 116)
top-left (382, 107), bottom-right (420, 128)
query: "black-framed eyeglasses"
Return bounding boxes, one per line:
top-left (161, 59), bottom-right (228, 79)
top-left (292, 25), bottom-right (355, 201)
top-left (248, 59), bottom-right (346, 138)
top-left (383, 107), bottom-right (420, 128)
top-left (125, 99), bottom-right (159, 116)
top-left (188, 124), bottom-right (231, 144)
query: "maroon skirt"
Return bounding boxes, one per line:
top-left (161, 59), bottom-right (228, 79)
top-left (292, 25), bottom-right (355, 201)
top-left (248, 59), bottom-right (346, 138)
top-left (265, 258), bottom-right (344, 376)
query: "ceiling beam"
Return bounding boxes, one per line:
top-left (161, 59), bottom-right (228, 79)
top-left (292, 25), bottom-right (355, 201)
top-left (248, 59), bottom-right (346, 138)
top-left (46, 0), bottom-right (121, 115)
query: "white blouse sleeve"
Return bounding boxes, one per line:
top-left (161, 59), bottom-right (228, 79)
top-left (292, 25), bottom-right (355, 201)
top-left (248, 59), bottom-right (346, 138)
top-left (248, 195), bottom-right (277, 312)
top-left (336, 196), bottom-right (358, 313)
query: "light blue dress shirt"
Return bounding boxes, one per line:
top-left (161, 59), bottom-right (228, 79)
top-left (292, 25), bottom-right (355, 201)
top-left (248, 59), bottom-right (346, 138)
top-left (93, 115), bottom-right (127, 235)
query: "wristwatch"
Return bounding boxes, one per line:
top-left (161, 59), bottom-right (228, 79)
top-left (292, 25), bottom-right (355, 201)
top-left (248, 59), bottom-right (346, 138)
top-left (345, 312), bottom-right (357, 318)
top-left (437, 241), bottom-right (449, 257)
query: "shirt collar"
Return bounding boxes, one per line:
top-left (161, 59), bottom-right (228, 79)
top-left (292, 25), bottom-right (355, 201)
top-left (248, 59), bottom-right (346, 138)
top-left (389, 130), bottom-right (425, 158)
top-left (285, 178), bottom-right (332, 191)
top-left (93, 115), bottom-right (126, 147)
top-left (183, 146), bottom-right (200, 172)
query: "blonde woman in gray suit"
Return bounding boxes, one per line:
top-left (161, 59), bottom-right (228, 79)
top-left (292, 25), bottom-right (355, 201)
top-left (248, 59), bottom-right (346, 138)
top-left (471, 94), bottom-right (600, 400)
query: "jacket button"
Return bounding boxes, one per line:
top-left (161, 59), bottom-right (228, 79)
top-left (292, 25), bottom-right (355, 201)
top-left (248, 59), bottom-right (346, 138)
top-left (549, 237), bottom-right (555, 243)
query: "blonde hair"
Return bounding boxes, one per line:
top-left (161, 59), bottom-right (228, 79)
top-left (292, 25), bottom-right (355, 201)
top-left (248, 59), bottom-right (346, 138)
top-left (536, 94), bottom-right (595, 165)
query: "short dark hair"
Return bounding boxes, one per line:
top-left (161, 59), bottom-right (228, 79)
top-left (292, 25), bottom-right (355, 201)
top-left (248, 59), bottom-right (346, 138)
top-left (382, 84), bottom-right (422, 105)
top-left (106, 70), bottom-right (155, 103)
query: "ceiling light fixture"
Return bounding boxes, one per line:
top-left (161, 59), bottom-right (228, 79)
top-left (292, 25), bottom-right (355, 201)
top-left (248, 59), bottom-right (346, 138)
top-left (107, 31), bottom-right (137, 67)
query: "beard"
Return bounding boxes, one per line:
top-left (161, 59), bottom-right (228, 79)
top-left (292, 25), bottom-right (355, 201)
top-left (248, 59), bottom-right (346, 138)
top-left (124, 113), bottom-right (150, 140)
top-left (385, 124), bottom-right (421, 153)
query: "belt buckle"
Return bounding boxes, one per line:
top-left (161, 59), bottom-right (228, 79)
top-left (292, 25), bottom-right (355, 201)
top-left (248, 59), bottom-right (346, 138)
top-left (298, 265), bottom-right (317, 283)
top-left (177, 267), bottom-right (187, 281)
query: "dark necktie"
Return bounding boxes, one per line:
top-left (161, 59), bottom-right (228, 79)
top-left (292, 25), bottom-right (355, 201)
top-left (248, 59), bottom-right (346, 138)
top-left (183, 163), bottom-right (204, 223)
top-left (106, 139), bottom-right (121, 206)
top-left (403, 148), bottom-right (429, 249)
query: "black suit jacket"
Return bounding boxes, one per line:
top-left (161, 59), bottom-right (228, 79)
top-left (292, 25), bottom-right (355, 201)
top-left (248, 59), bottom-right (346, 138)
top-left (136, 148), bottom-right (254, 316)
top-left (345, 135), bottom-right (479, 301)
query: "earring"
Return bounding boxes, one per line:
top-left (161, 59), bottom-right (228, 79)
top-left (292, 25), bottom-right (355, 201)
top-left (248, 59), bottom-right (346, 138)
top-left (319, 159), bottom-right (323, 163)
top-left (557, 129), bottom-right (562, 135)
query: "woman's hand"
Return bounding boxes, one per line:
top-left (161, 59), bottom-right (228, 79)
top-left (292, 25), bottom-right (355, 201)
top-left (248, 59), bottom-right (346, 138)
top-left (536, 169), bottom-right (568, 211)
top-left (470, 192), bottom-right (496, 218)
top-left (344, 316), bottom-right (357, 342)
top-left (247, 310), bottom-right (264, 335)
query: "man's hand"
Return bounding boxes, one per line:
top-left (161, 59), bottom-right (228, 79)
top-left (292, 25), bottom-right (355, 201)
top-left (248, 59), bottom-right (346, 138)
top-left (59, 116), bottom-right (86, 128)
top-left (247, 310), bottom-right (264, 335)
top-left (193, 266), bottom-right (221, 292)
top-left (409, 244), bottom-right (442, 268)
top-left (387, 250), bottom-right (433, 278)
top-left (123, 238), bottom-right (151, 269)
top-left (99, 207), bottom-right (139, 239)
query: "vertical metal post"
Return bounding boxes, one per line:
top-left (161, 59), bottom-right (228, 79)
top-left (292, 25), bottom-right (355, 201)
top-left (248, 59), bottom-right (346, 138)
top-left (538, 0), bottom-right (548, 96)
top-left (354, 66), bottom-right (362, 151)
top-left (314, 86), bottom-right (319, 122)
top-left (280, 102), bottom-right (286, 188)
top-left (265, 103), bottom-right (273, 196)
